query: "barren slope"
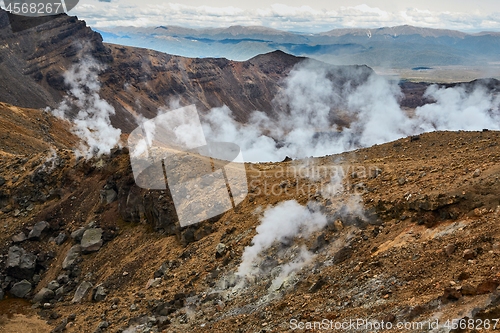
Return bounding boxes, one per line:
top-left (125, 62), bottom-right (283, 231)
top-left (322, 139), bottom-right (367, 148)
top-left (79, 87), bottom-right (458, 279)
top-left (0, 122), bottom-right (498, 332)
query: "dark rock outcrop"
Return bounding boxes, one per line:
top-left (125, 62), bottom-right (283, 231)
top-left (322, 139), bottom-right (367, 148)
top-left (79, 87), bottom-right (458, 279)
top-left (28, 221), bottom-right (50, 240)
top-left (10, 279), bottom-right (32, 298)
top-left (6, 246), bottom-right (37, 280)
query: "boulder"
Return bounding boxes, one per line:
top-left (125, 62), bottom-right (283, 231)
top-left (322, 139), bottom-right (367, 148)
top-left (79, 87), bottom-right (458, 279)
top-left (12, 232), bottom-right (27, 243)
top-left (463, 249), bottom-right (477, 260)
top-left (56, 274), bottom-right (69, 284)
top-left (62, 245), bottom-right (81, 270)
top-left (461, 284), bottom-right (477, 295)
top-left (10, 280), bottom-right (32, 298)
top-left (70, 227), bottom-right (86, 242)
top-left (444, 244), bottom-right (456, 256)
top-left (97, 321), bottom-right (109, 330)
top-left (28, 221), bottom-right (50, 240)
top-left (54, 232), bottom-right (67, 245)
top-left (154, 262), bottom-right (169, 278)
top-left (101, 189), bottom-right (117, 204)
top-left (55, 286), bottom-right (65, 298)
top-left (33, 287), bottom-right (55, 303)
top-left (93, 285), bottom-right (107, 302)
top-left (47, 280), bottom-right (60, 291)
top-left (72, 281), bottom-right (93, 303)
top-left (215, 243), bottom-right (227, 258)
top-left (6, 246), bottom-right (37, 280)
top-left (80, 228), bottom-right (103, 253)
top-left (473, 168), bottom-right (481, 178)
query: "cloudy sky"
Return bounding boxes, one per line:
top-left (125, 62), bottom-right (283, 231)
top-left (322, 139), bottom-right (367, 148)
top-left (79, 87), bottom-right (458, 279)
top-left (67, 0), bottom-right (500, 32)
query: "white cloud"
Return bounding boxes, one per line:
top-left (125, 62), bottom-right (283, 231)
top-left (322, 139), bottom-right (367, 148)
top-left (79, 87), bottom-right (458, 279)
top-left (69, 1), bottom-right (500, 32)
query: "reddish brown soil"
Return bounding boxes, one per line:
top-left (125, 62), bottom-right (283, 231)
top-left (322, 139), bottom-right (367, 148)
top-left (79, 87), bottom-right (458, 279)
top-left (0, 105), bottom-right (499, 332)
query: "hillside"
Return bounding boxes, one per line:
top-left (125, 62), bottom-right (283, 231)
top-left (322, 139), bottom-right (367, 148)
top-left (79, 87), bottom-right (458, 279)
top-left (2, 8), bottom-right (497, 137)
top-left (0, 104), bottom-right (499, 331)
top-left (0, 8), bottom-right (382, 132)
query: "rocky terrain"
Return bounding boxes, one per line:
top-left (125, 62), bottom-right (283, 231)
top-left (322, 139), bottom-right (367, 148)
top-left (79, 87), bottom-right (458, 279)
top-left (0, 98), bottom-right (499, 332)
top-left (0, 10), bottom-right (499, 333)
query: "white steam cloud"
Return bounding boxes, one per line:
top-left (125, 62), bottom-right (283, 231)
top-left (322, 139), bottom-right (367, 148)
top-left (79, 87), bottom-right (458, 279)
top-left (414, 84), bottom-right (500, 131)
top-left (51, 57), bottom-right (122, 159)
top-left (235, 159), bottom-right (367, 284)
top-left (39, 148), bottom-right (59, 174)
top-left (202, 60), bottom-right (500, 163)
top-left (236, 200), bottom-right (328, 278)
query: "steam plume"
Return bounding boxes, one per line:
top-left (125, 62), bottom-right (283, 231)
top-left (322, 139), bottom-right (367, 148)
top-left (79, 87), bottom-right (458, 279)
top-left (236, 200), bottom-right (328, 278)
top-left (235, 156), bottom-right (369, 284)
top-left (51, 57), bottom-right (122, 159)
top-left (202, 61), bottom-right (500, 163)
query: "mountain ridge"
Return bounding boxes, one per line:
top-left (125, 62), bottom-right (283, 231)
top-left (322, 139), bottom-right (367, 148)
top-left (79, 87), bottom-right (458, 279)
top-left (0, 8), bottom-right (380, 133)
top-left (103, 24), bottom-right (495, 38)
top-left (98, 23), bottom-right (500, 68)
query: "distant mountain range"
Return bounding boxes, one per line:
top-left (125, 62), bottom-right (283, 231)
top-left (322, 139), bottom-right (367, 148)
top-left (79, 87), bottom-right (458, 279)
top-left (96, 25), bottom-right (500, 68)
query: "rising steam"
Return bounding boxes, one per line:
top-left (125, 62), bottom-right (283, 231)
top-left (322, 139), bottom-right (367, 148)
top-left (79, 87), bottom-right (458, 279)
top-left (236, 200), bottom-right (328, 278)
top-left (51, 57), bottom-right (122, 159)
top-left (236, 163), bottom-right (366, 284)
top-left (202, 60), bottom-right (500, 162)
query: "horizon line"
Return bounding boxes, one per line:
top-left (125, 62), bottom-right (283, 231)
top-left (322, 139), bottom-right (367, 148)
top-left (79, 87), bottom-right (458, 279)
top-left (93, 23), bottom-right (500, 35)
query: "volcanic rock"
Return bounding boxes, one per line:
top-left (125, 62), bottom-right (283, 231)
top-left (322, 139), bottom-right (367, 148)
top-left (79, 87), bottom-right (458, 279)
top-left (100, 189), bottom-right (117, 204)
top-left (70, 227), bottom-right (86, 242)
top-left (93, 285), bottom-right (107, 302)
top-left (463, 249), bottom-right (477, 260)
top-left (28, 221), bottom-right (50, 240)
top-left (12, 232), bottom-right (27, 243)
top-left (80, 228), bottom-right (103, 253)
top-left (10, 280), bottom-right (31, 298)
top-left (47, 280), bottom-right (60, 291)
top-left (62, 245), bottom-right (81, 270)
top-left (461, 284), bottom-right (477, 295)
top-left (6, 246), bottom-right (37, 280)
top-left (72, 281), bottom-right (93, 303)
top-left (473, 168), bottom-right (481, 178)
top-left (33, 287), bottom-right (55, 303)
top-left (154, 262), bottom-right (169, 278)
top-left (215, 243), bottom-right (227, 258)
top-left (444, 244), bottom-right (456, 256)
top-left (54, 232), bottom-right (67, 245)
